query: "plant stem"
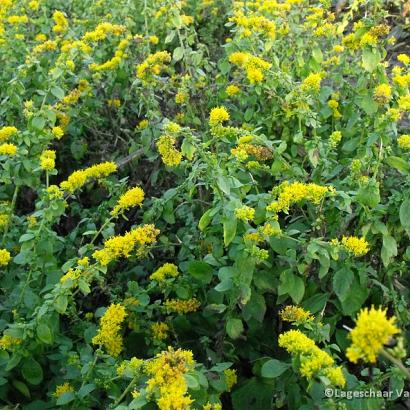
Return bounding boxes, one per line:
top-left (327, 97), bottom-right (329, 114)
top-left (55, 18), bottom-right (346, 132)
top-left (2, 184), bottom-right (19, 246)
top-left (380, 348), bottom-right (410, 381)
top-left (113, 376), bottom-right (137, 406)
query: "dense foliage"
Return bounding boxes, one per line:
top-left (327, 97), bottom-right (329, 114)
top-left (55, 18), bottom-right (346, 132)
top-left (0, 0), bottom-right (409, 409)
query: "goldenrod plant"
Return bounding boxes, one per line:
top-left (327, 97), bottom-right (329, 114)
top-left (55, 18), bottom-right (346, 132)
top-left (0, 0), bottom-right (409, 408)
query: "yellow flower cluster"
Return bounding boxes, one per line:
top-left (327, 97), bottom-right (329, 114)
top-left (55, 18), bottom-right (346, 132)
top-left (0, 334), bottom-right (21, 350)
top-left (89, 36), bottom-right (131, 72)
top-left (279, 305), bottom-right (313, 323)
top-left (279, 330), bottom-right (345, 387)
top-left (52, 11), bottom-right (68, 34)
top-left (0, 126), bottom-right (17, 142)
top-left (164, 298), bottom-right (200, 314)
top-left (156, 135), bottom-right (182, 166)
top-left (332, 236), bottom-right (369, 257)
top-left (47, 185), bottom-right (64, 200)
top-left (346, 306), bottom-right (399, 363)
top-left (145, 347), bottom-right (195, 410)
top-left (399, 95), bottom-right (410, 111)
top-left (150, 263), bottom-right (180, 282)
top-left (40, 150), bottom-right (56, 171)
top-left (373, 83), bottom-right (392, 104)
top-left (329, 131), bottom-right (342, 147)
top-left (117, 357), bottom-right (144, 377)
top-left (224, 369), bottom-right (237, 392)
top-left (229, 52), bottom-right (271, 84)
top-left (83, 22), bottom-right (126, 42)
top-left (92, 303), bottom-right (127, 357)
top-left (230, 11), bottom-right (276, 39)
top-left (234, 206), bottom-right (255, 221)
top-left (225, 85), bottom-right (240, 98)
top-left (0, 143), bottom-right (17, 156)
top-left (209, 106), bottom-right (230, 127)
top-left (7, 15), bottom-right (29, 24)
top-left (136, 51), bottom-right (171, 80)
top-left (60, 161), bottom-right (117, 192)
top-left (151, 322), bottom-right (169, 340)
top-left (398, 134), bottom-right (410, 150)
top-left (53, 382), bottom-right (74, 398)
top-left (0, 214), bottom-right (9, 228)
top-left (52, 126), bottom-right (64, 139)
top-left (266, 182), bottom-right (333, 215)
top-left (93, 224), bottom-right (159, 265)
top-left (111, 186), bottom-right (145, 217)
top-left (301, 73), bottom-right (324, 93)
top-left (231, 143), bottom-right (272, 161)
top-left (0, 248), bottom-right (11, 266)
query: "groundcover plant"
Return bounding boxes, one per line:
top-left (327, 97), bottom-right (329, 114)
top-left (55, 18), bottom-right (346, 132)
top-left (0, 0), bottom-right (409, 408)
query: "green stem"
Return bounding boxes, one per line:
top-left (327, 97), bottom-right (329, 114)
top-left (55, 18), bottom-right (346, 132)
top-left (81, 352), bottom-right (100, 388)
top-left (380, 349), bottom-right (410, 381)
top-left (90, 217), bottom-right (113, 245)
top-left (113, 375), bottom-right (138, 406)
top-left (2, 185), bottom-right (19, 246)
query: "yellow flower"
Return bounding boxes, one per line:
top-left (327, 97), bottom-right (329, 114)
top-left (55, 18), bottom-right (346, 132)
top-left (398, 134), bottom-right (410, 150)
top-left (329, 131), bottom-right (342, 147)
top-left (398, 95), bottom-right (410, 111)
top-left (156, 135), bottom-right (182, 166)
top-left (175, 91), bottom-right (188, 104)
top-left (52, 11), bottom-right (68, 34)
top-left (53, 382), bottom-right (74, 398)
top-left (151, 322), bottom-right (169, 340)
top-left (346, 306), bottom-right (400, 364)
top-left (149, 35), bottom-right (159, 44)
top-left (111, 186), bottom-right (145, 216)
top-left (0, 126), bottom-right (17, 142)
top-left (267, 182), bottom-right (332, 215)
top-left (92, 224), bottom-right (159, 265)
top-left (226, 84), bottom-right (240, 96)
top-left (52, 126), bottom-right (64, 139)
top-left (35, 33), bottom-right (47, 42)
top-left (92, 303), bottom-right (127, 357)
top-left (7, 15), bottom-right (29, 24)
top-left (398, 54), bottom-right (410, 65)
top-left (0, 334), bottom-right (21, 350)
top-left (373, 83), bottom-right (392, 104)
top-left (150, 263), bottom-right (179, 281)
top-left (0, 143), bottom-right (17, 156)
top-left (28, 1), bottom-right (39, 10)
top-left (164, 298), bottom-right (200, 314)
top-left (60, 161), bottom-right (117, 193)
top-left (40, 150), bottom-right (56, 171)
top-left (224, 369), bottom-right (237, 392)
top-left (145, 347), bottom-right (195, 410)
top-left (164, 122), bottom-right (181, 134)
top-left (47, 185), bottom-right (64, 200)
top-left (301, 73), bottom-right (324, 93)
top-left (234, 206), bottom-right (255, 221)
top-left (136, 51), bottom-right (171, 80)
top-left (340, 236), bottom-right (369, 256)
top-left (280, 306), bottom-right (313, 323)
top-left (138, 119), bottom-right (149, 129)
top-left (279, 330), bottom-right (345, 387)
top-left (209, 106), bottom-right (230, 127)
top-left (0, 249), bottom-right (11, 266)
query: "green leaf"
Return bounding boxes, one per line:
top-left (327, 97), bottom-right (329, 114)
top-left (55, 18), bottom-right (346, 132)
top-left (214, 278), bottom-right (233, 292)
top-left (226, 318), bottom-right (244, 339)
top-left (358, 95), bottom-right (378, 115)
top-left (19, 233), bottom-right (35, 243)
top-left (278, 271), bottom-right (305, 303)
top-left (381, 235), bottom-right (397, 267)
top-left (181, 138), bottom-right (196, 160)
top-left (36, 323), bottom-right (53, 344)
top-left (78, 383), bottom-right (95, 398)
top-left (31, 116), bottom-right (46, 131)
top-left (333, 267), bottom-right (354, 302)
top-left (54, 295), bottom-right (68, 314)
top-left (56, 392), bottom-right (75, 405)
top-left (187, 261), bottom-right (213, 284)
top-left (51, 86), bottom-right (65, 100)
top-left (400, 199), bottom-right (410, 232)
top-left (362, 48), bottom-right (381, 72)
top-left (341, 277), bottom-right (368, 316)
top-left (173, 46), bottom-right (184, 61)
top-left (22, 358), bottom-right (43, 385)
top-left (356, 181), bottom-right (380, 208)
top-left (198, 208), bottom-right (212, 231)
top-left (12, 379), bottom-right (30, 399)
top-left (223, 215), bottom-right (237, 247)
top-left (385, 156), bottom-right (410, 173)
top-left (261, 359), bottom-right (289, 378)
